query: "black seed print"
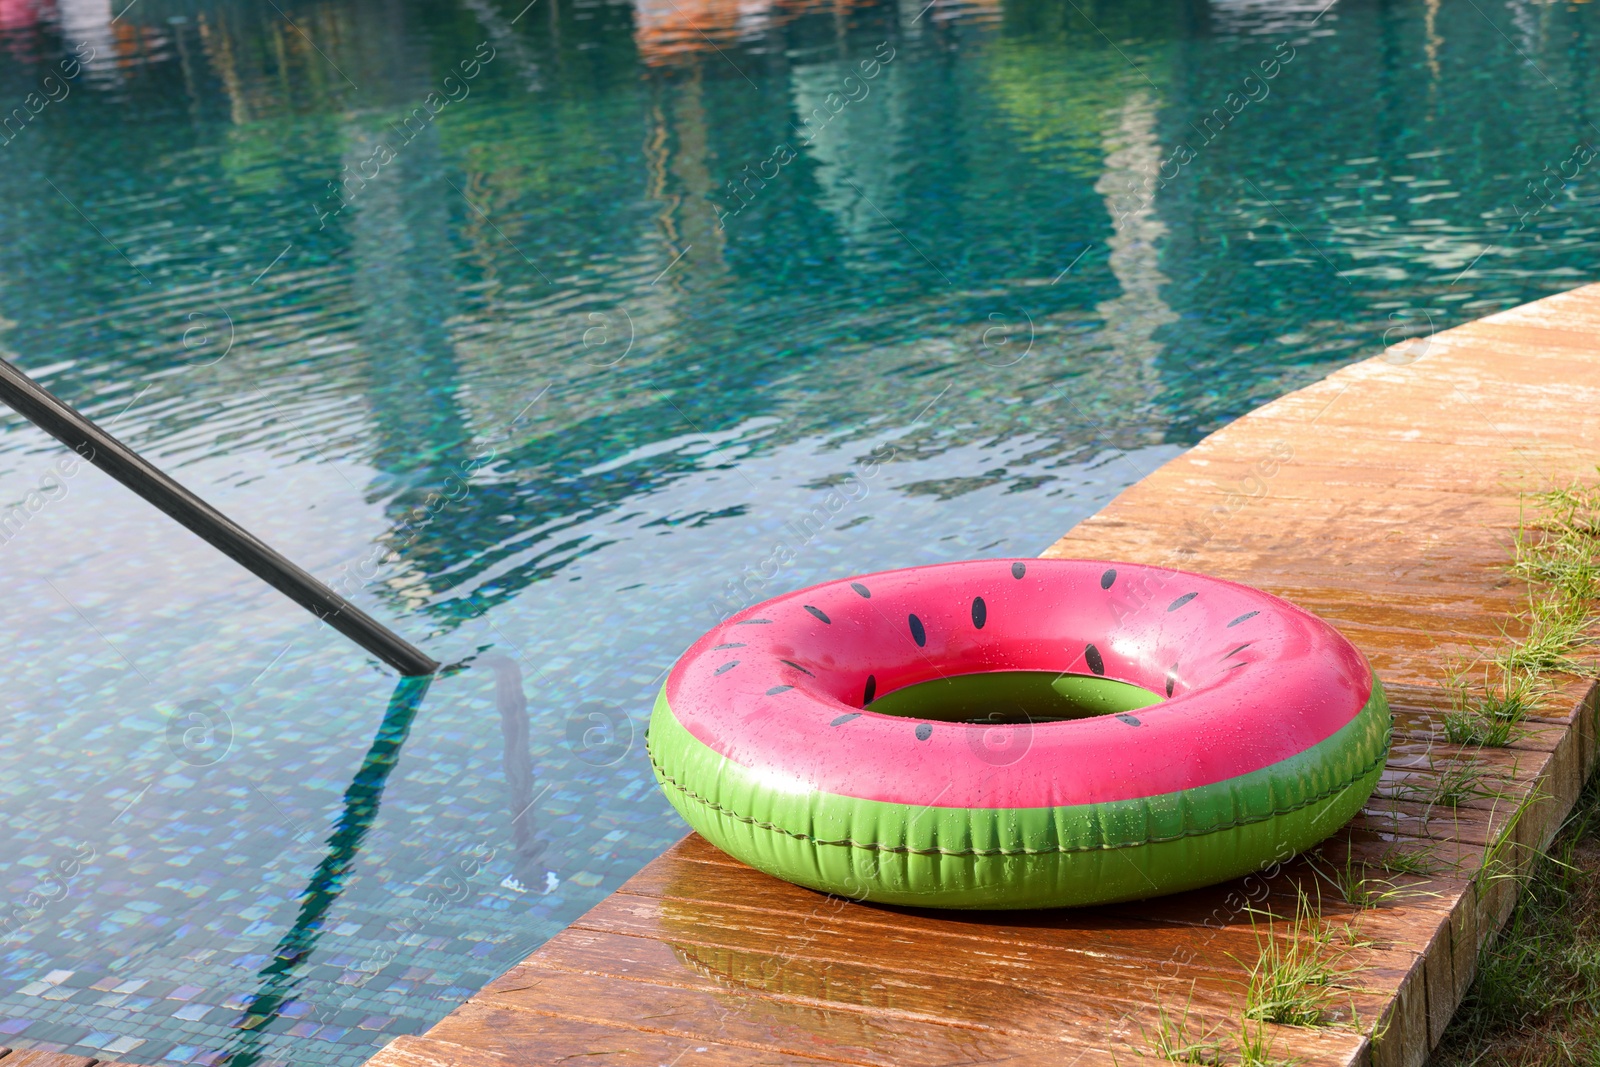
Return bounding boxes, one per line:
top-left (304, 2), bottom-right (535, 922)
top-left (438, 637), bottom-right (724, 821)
top-left (1085, 644), bottom-right (1105, 675)
top-left (711, 643), bottom-right (746, 650)
top-left (1101, 568), bottom-right (1117, 589)
top-left (1227, 611), bottom-right (1260, 628)
top-left (915, 723), bottom-right (933, 741)
top-left (780, 659), bottom-right (815, 677)
top-left (736, 619), bottom-right (773, 625)
top-left (863, 675), bottom-right (877, 705)
top-left (1168, 592), bottom-right (1198, 612)
top-left (1116, 714), bottom-right (1142, 727)
top-left (766, 685), bottom-right (793, 695)
top-left (831, 713), bottom-right (861, 727)
top-left (1165, 672), bottom-right (1176, 698)
top-left (971, 597), bottom-right (987, 629)
top-left (1011, 562), bottom-right (1026, 579)
top-left (714, 661), bottom-right (740, 675)
top-left (909, 614), bottom-right (927, 647)
top-left (1222, 643), bottom-right (1252, 660)
top-left (804, 605), bottom-right (831, 624)
top-left (851, 582), bottom-right (872, 598)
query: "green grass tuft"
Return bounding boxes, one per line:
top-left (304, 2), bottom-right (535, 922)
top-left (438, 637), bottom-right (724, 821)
top-left (1235, 1018), bottom-right (1296, 1067)
top-left (1497, 598), bottom-right (1593, 677)
top-left (1132, 994), bottom-right (1225, 1065)
top-left (1442, 709), bottom-right (1521, 748)
top-left (1238, 889), bottom-right (1359, 1028)
top-left (1495, 478), bottom-right (1600, 680)
top-left (1308, 846), bottom-right (1439, 910)
top-left (1372, 843), bottom-right (1442, 877)
top-left (1443, 668), bottom-right (1540, 748)
top-left (1384, 758), bottom-right (1512, 810)
top-left (1512, 481), bottom-right (1600, 607)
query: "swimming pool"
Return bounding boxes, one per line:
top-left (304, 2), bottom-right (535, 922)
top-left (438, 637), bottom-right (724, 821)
top-left (0, 0), bottom-right (1593, 1061)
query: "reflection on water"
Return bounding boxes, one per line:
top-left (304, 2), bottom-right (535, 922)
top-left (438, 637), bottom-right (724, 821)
top-left (486, 655), bottom-right (547, 895)
top-left (216, 676), bottom-right (431, 1067)
top-left (0, 0), bottom-right (1595, 1060)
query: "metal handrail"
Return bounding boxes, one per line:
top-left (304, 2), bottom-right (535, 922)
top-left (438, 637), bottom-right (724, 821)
top-left (0, 356), bottom-right (438, 676)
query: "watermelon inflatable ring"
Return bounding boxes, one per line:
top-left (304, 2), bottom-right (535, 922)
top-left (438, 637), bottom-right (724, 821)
top-left (647, 559), bottom-right (1389, 909)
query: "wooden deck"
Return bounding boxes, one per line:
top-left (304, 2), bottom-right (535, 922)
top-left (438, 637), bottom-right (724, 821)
top-left (367, 282), bottom-right (1600, 1067)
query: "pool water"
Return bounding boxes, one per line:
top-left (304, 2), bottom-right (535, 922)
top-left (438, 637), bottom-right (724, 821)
top-left (0, 0), bottom-right (1594, 1061)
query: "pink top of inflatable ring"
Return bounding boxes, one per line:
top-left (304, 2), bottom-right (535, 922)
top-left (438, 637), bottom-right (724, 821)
top-left (665, 559), bottom-right (1373, 810)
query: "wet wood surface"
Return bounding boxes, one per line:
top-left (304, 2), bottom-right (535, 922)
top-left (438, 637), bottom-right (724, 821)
top-left (367, 284), bottom-right (1600, 1066)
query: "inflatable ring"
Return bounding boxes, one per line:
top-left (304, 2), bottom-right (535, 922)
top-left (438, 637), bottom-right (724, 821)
top-left (647, 559), bottom-right (1390, 909)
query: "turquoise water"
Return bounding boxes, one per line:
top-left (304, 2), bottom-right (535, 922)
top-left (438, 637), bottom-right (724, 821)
top-left (0, 0), bottom-right (1595, 1061)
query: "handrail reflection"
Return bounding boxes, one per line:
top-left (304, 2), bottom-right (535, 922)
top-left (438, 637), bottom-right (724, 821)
top-left (219, 673), bottom-right (433, 1066)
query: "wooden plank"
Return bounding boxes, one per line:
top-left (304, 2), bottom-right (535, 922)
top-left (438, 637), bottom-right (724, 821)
top-left (617, 842), bottom-right (1292, 972)
top-left (483, 956), bottom-right (1098, 1066)
top-left (363, 283), bottom-right (1600, 1067)
top-left (424, 1001), bottom-right (1123, 1067)
top-left (364, 1035), bottom-right (513, 1065)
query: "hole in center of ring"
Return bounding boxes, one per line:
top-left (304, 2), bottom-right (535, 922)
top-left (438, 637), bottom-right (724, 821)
top-left (863, 670), bottom-right (1162, 724)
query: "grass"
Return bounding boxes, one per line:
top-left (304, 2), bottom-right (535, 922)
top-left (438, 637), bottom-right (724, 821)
top-left (1510, 484), bottom-right (1600, 607)
top-left (1236, 1019), bottom-right (1295, 1067)
top-left (1238, 889), bottom-right (1360, 1029)
top-left (1373, 843), bottom-right (1442, 877)
top-left (1330, 870), bottom-right (1408, 911)
top-left (1431, 775), bottom-right (1600, 1065)
top-left (1438, 479), bottom-right (1600, 757)
top-left (1494, 480), bottom-right (1600, 681)
top-left (1497, 599), bottom-right (1592, 677)
top-left (1434, 758), bottom-right (1514, 808)
top-left (1385, 757), bottom-right (1513, 810)
top-left (1127, 1003), bottom-right (1299, 1067)
top-left (1443, 668), bottom-right (1540, 748)
top-left (1133, 995), bottom-right (1224, 1065)
top-left (1310, 847), bottom-right (1439, 910)
top-left (1442, 710), bottom-right (1522, 749)
top-left (1428, 479), bottom-right (1600, 1063)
